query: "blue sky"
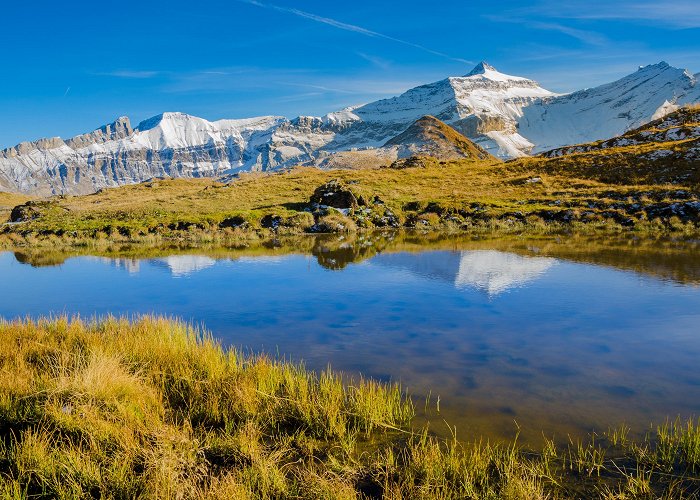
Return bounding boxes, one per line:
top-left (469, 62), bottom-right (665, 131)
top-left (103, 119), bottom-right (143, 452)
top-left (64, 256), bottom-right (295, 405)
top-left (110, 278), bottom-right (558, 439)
top-left (1, 0), bottom-right (699, 148)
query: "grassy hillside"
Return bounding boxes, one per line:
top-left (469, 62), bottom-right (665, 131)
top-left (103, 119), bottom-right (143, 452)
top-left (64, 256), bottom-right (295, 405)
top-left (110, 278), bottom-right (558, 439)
top-left (1, 316), bottom-right (699, 498)
top-left (384, 115), bottom-right (494, 160)
top-left (2, 159), bottom-right (698, 242)
top-left (1, 107), bottom-right (699, 241)
top-left (522, 106), bottom-right (700, 186)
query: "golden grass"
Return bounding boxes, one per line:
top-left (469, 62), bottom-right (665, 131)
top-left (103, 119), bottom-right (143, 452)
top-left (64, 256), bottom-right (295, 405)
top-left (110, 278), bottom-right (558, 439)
top-left (0, 192), bottom-right (31, 222)
top-left (1, 316), bottom-right (700, 498)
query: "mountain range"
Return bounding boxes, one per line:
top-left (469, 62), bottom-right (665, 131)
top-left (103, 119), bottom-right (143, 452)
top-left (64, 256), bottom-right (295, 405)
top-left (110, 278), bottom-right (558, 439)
top-left (1, 61), bottom-right (698, 196)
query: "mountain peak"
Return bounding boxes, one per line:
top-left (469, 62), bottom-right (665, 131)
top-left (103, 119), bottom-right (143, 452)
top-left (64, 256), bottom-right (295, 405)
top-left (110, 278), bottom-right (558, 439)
top-left (466, 61), bottom-right (497, 76)
top-left (638, 61), bottom-right (670, 72)
top-left (460, 61), bottom-right (533, 83)
top-left (136, 112), bottom-right (195, 131)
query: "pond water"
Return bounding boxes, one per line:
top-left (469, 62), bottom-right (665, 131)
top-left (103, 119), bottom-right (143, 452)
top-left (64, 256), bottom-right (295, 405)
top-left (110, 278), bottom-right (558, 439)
top-left (2, 235), bottom-right (699, 445)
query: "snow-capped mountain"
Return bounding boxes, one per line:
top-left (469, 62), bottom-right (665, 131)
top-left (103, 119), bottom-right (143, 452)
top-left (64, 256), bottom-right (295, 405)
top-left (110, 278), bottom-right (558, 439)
top-left (519, 62), bottom-right (700, 153)
top-left (316, 61), bottom-right (555, 157)
top-left (1, 61), bottom-right (698, 196)
top-left (0, 113), bottom-right (286, 196)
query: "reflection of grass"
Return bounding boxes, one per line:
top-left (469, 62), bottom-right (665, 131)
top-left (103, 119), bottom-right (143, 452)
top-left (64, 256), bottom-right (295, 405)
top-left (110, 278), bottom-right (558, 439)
top-left (1, 316), bottom-right (700, 498)
top-left (5, 231), bottom-right (700, 285)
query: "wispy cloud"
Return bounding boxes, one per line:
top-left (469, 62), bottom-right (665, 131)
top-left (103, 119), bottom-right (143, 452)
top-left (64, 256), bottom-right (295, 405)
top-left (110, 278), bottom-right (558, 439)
top-left (237, 0), bottom-right (473, 64)
top-left (529, 22), bottom-right (607, 45)
top-left (63, 87), bottom-right (71, 97)
top-left (100, 70), bottom-right (161, 79)
top-left (161, 66), bottom-right (424, 98)
top-left (356, 52), bottom-right (391, 69)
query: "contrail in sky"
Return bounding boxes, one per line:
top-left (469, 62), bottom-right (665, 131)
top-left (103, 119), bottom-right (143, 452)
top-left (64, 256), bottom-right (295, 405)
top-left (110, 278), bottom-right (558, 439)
top-left (238, 0), bottom-right (472, 65)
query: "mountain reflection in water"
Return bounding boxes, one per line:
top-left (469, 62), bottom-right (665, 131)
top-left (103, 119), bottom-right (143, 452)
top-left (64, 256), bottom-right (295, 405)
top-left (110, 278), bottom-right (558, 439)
top-left (373, 250), bottom-right (556, 295)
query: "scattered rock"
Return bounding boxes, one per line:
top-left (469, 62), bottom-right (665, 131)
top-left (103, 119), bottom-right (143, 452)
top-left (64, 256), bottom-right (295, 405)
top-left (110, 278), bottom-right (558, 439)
top-left (10, 201), bottom-right (48, 222)
top-left (371, 208), bottom-right (400, 228)
top-left (219, 216), bottom-right (248, 229)
top-left (388, 156), bottom-right (430, 169)
top-left (308, 214), bottom-right (357, 233)
top-left (260, 215), bottom-right (283, 229)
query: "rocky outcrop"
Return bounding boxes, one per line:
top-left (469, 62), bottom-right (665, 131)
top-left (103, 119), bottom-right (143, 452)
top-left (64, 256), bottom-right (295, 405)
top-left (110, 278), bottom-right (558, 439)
top-left (1, 137), bottom-right (66, 159)
top-left (65, 116), bottom-right (134, 149)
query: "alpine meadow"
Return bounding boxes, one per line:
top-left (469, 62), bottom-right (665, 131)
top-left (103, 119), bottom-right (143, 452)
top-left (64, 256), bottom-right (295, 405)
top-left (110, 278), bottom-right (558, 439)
top-left (1, 1), bottom-right (700, 498)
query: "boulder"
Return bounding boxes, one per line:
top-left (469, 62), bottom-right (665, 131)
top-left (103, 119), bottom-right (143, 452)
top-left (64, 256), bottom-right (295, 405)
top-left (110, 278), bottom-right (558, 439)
top-left (9, 201), bottom-right (45, 222)
top-left (310, 180), bottom-right (359, 209)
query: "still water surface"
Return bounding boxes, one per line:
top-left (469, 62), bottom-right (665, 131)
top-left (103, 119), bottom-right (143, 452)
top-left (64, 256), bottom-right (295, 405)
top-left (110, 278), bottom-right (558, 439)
top-left (2, 237), bottom-right (699, 444)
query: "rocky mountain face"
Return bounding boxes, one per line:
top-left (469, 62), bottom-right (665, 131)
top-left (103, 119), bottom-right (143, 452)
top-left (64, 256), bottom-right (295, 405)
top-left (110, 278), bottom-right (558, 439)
top-left (305, 115), bottom-right (494, 169)
top-left (541, 105), bottom-right (700, 159)
top-left (1, 61), bottom-right (698, 196)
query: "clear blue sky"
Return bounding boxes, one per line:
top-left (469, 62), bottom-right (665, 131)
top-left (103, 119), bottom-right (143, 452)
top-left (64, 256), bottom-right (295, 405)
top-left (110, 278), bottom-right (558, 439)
top-left (1, 0), bottom-right (699, 148)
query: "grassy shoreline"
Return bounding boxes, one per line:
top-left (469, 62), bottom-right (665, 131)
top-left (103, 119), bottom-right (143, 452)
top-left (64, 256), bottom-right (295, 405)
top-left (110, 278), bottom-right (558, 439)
top-left (0, 316), bottom-right (699, 499)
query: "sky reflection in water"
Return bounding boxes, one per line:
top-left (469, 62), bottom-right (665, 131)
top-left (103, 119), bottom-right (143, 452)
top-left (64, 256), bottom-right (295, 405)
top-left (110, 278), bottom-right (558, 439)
top-left (1, 245), bottom-right (699, 444)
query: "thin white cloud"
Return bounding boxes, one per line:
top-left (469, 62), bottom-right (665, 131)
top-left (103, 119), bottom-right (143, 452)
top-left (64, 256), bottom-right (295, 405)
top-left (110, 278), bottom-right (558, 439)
top-left (356, 52), bottom-right (391, 69)
top-left (529, 22), bottom-right (607, 45)
top-left (101, 70), bottom-right (161, 79)
top-left (238, 0), bottom-right (473, 64)
top-left (161, 66), bottom-right (424, 98)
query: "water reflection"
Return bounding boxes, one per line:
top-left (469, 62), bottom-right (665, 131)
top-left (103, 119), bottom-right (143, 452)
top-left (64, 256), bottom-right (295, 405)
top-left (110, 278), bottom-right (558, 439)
top-left (152, 255), bottom-right (216, 277)
top-left (99, 248), bottom-right (558, 295)
top-left (3, 234), bottom-right (700, 445)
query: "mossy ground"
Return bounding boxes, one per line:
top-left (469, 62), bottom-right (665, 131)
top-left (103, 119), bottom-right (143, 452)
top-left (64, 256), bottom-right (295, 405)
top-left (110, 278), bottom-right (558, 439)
top-left (0, 317), bottom-right (699, 499)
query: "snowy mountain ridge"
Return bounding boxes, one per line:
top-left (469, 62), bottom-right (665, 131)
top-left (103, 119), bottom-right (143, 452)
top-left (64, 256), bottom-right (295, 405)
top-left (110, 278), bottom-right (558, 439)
top-left (1, 61), bottom-right (699, 196)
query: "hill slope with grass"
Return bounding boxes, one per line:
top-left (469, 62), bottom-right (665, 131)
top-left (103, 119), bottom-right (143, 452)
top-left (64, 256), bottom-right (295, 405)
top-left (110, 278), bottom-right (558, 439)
top-left (519, 106), bottom-right (700, 187)
top-left (310, 116), bottom-right (495, 169)
top-left (383, 115), bottom-right (494, 161)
